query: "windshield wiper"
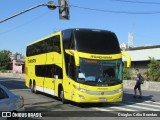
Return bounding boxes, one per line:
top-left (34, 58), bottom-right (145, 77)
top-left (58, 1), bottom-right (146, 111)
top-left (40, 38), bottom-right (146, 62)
top-left (102, 78), bottom-right (122, 85)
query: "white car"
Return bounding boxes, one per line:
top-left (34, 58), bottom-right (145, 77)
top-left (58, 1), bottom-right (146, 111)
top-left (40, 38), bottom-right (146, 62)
top-left (0, 84), bottom-right (24, 120)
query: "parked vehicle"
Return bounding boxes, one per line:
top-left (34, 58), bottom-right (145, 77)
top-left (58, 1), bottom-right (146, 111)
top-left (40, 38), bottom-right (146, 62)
top-left (0, 84), bottom-right (24, 120)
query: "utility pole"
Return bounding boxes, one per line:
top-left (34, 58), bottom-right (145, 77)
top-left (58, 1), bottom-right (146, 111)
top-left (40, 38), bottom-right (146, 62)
top-left (58, 0), bottom-right (70, 20)
top-left (0, 0), bottom-right (69, 23)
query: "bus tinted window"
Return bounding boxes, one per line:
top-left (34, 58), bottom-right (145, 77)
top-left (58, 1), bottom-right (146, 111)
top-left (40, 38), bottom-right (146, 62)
top-left (74, 30), bottom-right (120, 54)
top-left (35, 64), bottom-right (63, 79)
top-left (26, 35), bottom-right (60, 56)
top-left (53, 36), bottom-right (61, 52)
top-left (62, 30), bottom-right (75, 50)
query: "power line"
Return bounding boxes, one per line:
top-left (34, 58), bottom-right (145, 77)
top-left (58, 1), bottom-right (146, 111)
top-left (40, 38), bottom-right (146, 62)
top-left (70, 5), bottom-right (160, 14)
top-left (0, 11), bottom-right (52, 35)
top-left (111, 0), bottom-right (160, 5)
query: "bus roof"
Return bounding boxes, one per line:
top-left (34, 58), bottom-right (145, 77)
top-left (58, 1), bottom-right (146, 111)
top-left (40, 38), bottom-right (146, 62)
top-left (62, 28), bottom-right (114, 34)
top-left (27, 28), bottom-right (115, 46)
top-left (27, 31), bottom-right (61, 46)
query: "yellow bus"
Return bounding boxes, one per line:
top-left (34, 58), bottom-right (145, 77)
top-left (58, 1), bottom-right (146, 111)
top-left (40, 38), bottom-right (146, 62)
top-left (25, 28), bottom-right (131, 103)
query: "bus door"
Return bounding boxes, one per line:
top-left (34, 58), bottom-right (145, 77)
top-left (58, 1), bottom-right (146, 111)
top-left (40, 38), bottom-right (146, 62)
top-left (43, 34), bottom-right (63, 96)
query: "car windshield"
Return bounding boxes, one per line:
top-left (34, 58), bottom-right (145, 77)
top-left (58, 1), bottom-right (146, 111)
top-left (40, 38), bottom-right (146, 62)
top-left (77, 58), bottom-right (122, 86)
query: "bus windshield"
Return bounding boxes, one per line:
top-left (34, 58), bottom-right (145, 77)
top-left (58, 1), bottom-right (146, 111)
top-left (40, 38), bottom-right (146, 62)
top-left (77, 59), bottom-right (122, 86)
top-left (74, 30), bottom-right (120, 54)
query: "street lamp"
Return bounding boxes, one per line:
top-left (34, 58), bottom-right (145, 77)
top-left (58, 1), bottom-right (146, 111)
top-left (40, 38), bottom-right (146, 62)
top-left (0, 0), bottom-right (69, 23)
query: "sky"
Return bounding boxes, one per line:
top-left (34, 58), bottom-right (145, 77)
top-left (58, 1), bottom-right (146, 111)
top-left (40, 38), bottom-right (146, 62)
top-left (1, 0), bottom-right (160, 55)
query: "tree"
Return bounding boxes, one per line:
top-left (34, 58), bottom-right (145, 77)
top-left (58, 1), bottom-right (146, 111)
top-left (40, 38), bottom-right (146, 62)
top-left (147, 57), bottom-right (160, 82)
top-left (0, 50), bottom-right (11, 70)
top-left (123, 61), bottom-right (131, 80)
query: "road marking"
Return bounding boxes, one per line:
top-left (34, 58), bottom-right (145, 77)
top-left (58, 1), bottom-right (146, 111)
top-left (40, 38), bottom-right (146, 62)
top-left (126, 101), bottom-right (160, 109)
top-left (93, 101), bottom-right (160, 112)
top-left (145, 101), bottom-right (160, 105)
top-left (11, 89), bottom-right (30, 92)
top-left (92, 107), bottom-right (114, 111)
top-left (114, 102), bottom-right (160, 111)
top-left (109, 106), bottom-right (136, 111)
top-left (93, 106), bottom-right (136, 111)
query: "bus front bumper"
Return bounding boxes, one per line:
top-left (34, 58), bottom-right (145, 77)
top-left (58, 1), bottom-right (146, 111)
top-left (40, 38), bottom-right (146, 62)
top-left (70, 91), bottom-right (123, 103)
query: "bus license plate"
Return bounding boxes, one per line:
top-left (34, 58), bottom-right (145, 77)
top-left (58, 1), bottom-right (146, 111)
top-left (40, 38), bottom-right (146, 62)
top-left (99, 98), bottom-right (106, 101)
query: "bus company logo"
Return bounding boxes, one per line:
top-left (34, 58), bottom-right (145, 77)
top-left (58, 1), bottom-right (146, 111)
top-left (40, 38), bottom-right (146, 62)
top-left (28, 59), bottom-right (36, 63)
top-left (2, 112), bottom-right (11, 117)
top-left (101, 92), bottom-right (105, 95)
top-left (97, 88), bottom-right (108, 90)
top-left (90, 55), bottom-right (112, 59)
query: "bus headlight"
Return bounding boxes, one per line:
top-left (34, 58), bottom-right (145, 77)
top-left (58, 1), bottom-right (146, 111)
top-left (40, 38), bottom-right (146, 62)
top-left (73, 85), bottom-right (87, 93)
top-left (78, 94), bottom-right (85, 99)
top-left (114, 88), bottom-right (122, 93)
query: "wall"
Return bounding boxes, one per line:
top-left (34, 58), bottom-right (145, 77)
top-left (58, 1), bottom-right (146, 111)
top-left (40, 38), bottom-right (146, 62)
top-left (123, 80), bottom-right (160, 91)
top-left (12, 60), bottom-right (23, 73)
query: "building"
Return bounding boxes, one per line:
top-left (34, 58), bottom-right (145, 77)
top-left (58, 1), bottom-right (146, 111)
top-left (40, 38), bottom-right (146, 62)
top-left (123, 45), bottom-right (160, 68)
top-left (10, 53), bottom-right (25, 74)
top-left (122, 45), bottom-right (160, 79)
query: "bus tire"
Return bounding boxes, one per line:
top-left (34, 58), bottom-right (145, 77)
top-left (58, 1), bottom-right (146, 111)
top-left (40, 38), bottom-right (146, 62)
top-left (31, 82), bottom-right (34, 93)
top-left (60, 88), bottom-right (67, 104)
top-left (33, 81), bottom-right (38, 94)
top-left (29, 80), bottom-right (32, 89)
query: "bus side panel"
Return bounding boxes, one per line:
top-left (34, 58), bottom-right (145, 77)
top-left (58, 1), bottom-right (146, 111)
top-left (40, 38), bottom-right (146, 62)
top-left (26, 54), bottom-right (47, 89)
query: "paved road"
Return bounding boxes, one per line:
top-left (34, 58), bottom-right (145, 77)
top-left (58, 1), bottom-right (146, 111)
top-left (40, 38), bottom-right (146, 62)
top-left (0, 77), bottom-right (160, 120)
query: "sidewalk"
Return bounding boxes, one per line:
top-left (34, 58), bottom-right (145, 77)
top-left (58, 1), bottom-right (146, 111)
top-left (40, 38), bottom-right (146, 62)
top-left (0, 73), bottom-right (25, 79)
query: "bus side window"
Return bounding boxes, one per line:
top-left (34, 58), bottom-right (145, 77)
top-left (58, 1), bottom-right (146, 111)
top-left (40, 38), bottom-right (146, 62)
top-left (53, 36), bottom-right (61, 53)
top-left (46, 38), bottom-right (54, 52)
top-left (69, 34), bottom-right (75, 49)
top-left (54, 65), bottom-right (63, 79)
top-left (68, 56), bottom-right (76, 80)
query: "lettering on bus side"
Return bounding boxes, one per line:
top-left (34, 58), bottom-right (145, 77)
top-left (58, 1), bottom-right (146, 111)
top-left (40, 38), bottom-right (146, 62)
top-left (28, 59), bottom-right (36, 63)
top-left (90, 55), bottom-right (112, 59)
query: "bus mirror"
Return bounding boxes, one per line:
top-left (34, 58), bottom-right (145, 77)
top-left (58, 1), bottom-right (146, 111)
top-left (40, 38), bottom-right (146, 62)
top-left (65, 50), bottom-right (80, 66)
top-left (65, 50), bottom-right (73, 56)
top-left (122, 52), bottom-right (131, 68)
top-left (74, 52), bottom-right (80, 66)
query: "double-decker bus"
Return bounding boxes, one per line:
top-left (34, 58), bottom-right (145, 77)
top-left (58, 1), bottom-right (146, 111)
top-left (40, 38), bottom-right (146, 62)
top-left (25, 28), bottom-right (131, 103)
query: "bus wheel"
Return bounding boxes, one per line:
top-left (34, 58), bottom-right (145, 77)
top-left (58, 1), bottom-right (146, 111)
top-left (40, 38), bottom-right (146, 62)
top-left (29, 80), bottom-right (32, 89)
top-left (31, 82), bottom-right (34, 93)
top-left (60, 89), bottom-right (67, 104)
top-left (33, 81), bottom-right (38, 94)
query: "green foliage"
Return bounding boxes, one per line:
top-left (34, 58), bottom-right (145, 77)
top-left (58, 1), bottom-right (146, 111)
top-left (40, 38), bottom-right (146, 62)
top-left (0, 50), bottom-right (11, 70)
top-left (0, 70), bottom-right (8, 73)
top-left (147, 57), bottom-right (160, 82)
top-left (123, 61), bottom-right (131, 80)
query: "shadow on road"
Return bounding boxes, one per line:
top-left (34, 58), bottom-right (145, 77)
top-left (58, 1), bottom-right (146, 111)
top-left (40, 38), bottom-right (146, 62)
top-left (0, 77), bottom-right (156, 110)
top-left (123, 89), bottom-right (155, 102)
top-left (0, 77), bottom-right (28, 90)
